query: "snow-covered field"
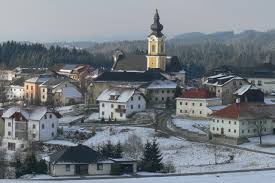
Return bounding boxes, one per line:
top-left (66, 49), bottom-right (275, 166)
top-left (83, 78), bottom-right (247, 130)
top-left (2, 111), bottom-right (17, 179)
top-left (3, 170), bottom-right (275, 183)
top-left (172, 117), bottom-right (210, 134)
top-left (81, 126), bottom-right (275, 173)
top-left (241, 135), bottom-right (275, 153)
top-left (87, 112), bottom-right (99, 121)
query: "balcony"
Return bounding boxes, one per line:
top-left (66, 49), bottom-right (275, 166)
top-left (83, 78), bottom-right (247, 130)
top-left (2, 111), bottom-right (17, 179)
top-left (115, 108), bottom-right (126, 113)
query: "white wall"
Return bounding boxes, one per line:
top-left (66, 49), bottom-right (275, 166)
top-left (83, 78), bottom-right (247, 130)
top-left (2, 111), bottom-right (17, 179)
top-left (99, 93), bottom-right (146, 121)
top-left (176, 98), bottom-right (222, 118)
top-left (210, 117), bottom-right (273, 138)
top-left (88, 163), bottom-right (112, 175)
top-left (247, 77), bottom-right (275, 94)
top-left (6, 85), bottom-right (24, 101)
top-left (51, 164), bottom-right (75, 176)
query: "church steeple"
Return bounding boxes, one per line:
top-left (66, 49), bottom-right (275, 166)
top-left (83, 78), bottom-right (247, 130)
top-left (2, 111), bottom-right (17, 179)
top-left (150, 9), bottom-right (164, 37)
top-left (146, 9), bottom-right (166, 71)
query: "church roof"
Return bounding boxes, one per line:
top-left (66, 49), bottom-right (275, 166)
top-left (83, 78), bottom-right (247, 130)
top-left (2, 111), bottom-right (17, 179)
top-left (113, 55), bottom-right (147, 72)
top-left (150, 9), bottom-right (164, 38)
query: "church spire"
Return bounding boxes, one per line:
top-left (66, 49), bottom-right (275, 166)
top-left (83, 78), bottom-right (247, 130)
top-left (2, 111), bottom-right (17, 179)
top-left (150, 9), bottom-right (163, 37)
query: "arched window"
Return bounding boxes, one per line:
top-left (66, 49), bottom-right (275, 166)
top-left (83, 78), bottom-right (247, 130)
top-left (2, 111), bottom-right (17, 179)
top-left (151, 45), bottom-right (156, 53)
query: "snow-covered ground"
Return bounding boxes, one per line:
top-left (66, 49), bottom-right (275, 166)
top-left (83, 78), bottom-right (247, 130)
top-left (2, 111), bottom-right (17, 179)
top-left (87, 112), bottom-right (99, 121)
top-left (4, 170), bottom-right (275, 183)
top-left (240, 135), bottom-right (275, 153)
top-left (82, 126), bottom-right (275, 173)
top-left (44, 140), bottom-right (77, 147)
top-left (59, 115), bottom-right (84, 126)
top-left (172, 117), bottom-right (210, 134)
top-left (56, 106), bottom-right (75, 115)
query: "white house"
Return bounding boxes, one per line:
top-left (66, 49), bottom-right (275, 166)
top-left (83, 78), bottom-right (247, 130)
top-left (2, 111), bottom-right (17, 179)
top-left (176, 88), bottom-right (224, 118)
top-left (210, 103), bottom-right (275, 139)
top-left (97, 87), bottom-right (146, 121)
top-left (6, 85), bottom-right (24, 101)
top-left (0, 70), bottom-right (16, 82)
top-left (2, 106), bottom-right (61, 152)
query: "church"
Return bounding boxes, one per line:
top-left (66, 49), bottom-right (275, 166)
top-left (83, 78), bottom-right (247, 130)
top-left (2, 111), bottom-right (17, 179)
top-left (112, 9), bottom-right (183, 73)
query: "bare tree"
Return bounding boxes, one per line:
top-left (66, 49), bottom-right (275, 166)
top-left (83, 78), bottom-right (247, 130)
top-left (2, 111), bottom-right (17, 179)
top-left (123, 134), bottom-right (143, 159)
top-left (251, 120), bottom-right (265, 145)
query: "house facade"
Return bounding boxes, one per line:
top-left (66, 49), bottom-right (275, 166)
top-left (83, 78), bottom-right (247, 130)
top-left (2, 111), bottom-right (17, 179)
top-left (49, 144), bottom-right (137, 176)
top-left (146, 80), bottom-right (178, 105)
top-left (97, 87), bottom-right (146, 121)
top-left (6, 85), bottom-right (24, 101)
top-left (2, 107), bottom-right (60, 152)
top-left (176, 88), bottom-right (223, 118)
top-left (210, 103), bottom-right (274, 139)
top-left (24, 75), bottom-right (50, 103)
top-left (203, 74), bottom-right (248, 104)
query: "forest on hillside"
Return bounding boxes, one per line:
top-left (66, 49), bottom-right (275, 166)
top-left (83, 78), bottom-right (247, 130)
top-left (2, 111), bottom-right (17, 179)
top-left (0, 41), bottom-right (112, 69)
top-left (2, 30), bottom-right (275, 78)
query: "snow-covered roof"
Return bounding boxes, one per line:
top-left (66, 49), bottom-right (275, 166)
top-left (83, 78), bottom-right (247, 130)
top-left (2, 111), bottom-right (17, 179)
top-left (208, 73), bottom-right (225, 79)
top-left (208, 105), bottom-right (228, 111)
top-left (97, 87), bottom-right (140, 103)
top-left (233, 84), bottom-right (260, 95)
top-left (2, 106), bottom-right (60, 121)
top-left (147, 80), bottom-right (177, 89)
top-left (62, 87), bottom-right (82, 98)
top-left (25, 76), bottom-right (50, 84)
top-left (204, 75), bottom-right (245, 87)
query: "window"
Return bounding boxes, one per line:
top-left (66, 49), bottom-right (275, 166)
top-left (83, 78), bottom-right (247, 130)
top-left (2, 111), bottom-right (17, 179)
top-left (51, 132), bottom-right (54, 137)
top-left (97, 163), bottom-right (103, 171)
top-left (251, 80), bottom-right (255, 84)
top-left (242, 130), bottom-right (244, 134)
top-left (26, 85), bottom-right (29, 90)
top-left (31, 86), bottom-right (33, 90)
top-left (180, 110), bottom-right (183, 113)
top-left (162, 97), bottom-right (164, 101)
top-left (162, 90), bottom-right (164, 93)
top-left (111, 104), bottom-right (114, 108)
top-left (50, 114), bottom-right (52, 119)
top-left (131, 97), bottom-right (133, 101)
top-left (120, 113), bottom-right (123, 117)
top-left (151, 45), bottom-right (156, 52)
top-left (228, 129), bottom-right (231, 132)
top-left (32, 134), bottom-right (36, 138)
top-left (200, 111), bottom-right (202, 114)
top-left (102, 111), bottom-right (104, 116)
top-left (217, 120), bottom-right (219, 123)
top-left (66, 165), bottom-right (70, 172)
top-left (264, 128), bottom-right (267, 132)
top-left (32, 124), bottom-right (36, 129)
top-left (213, 119), bottom-right (215, 122)
top-left (138, 104), bottom-right (141, 109)
top-left (192, 103), bottom-right (195, 106)
top-left (185, 102), bottom-right (188, 106)
top-left (21, 144), bottom-right (24, 149)
top-left (8, 143), bottom-right (15, 151)
top-left (138, 96), bottom-right (141, 100)
top-left (258, 80), bottom-right (262, 86)
top-left (8, 122), bottom-right (11, 127)
top-left (234, 129), bottom-right (236, 133)
top-left (167, 90), bottom-right (170, 94)
top-left (192, 110), bottom-right (194, 114)
top-left (213, 127), bottom-right (215, 131)
top-left (42, 89), bottom-right (45, 92)
top-left (102, 103), bottom-right (105, 107)
top-left (222, 120), bottom-right (224, 123)
top-left (155, 97), bottom-right (158, 101)
top-left (42, 124), bottom-right (45, 129)
top-left (42, 95), bottom-right (45, 99)
top-left (131, 105), bottom-right (133, 109)
top-left (248, 129), bottom-right (250, 133)
top-left (185, 110), bottom-right (187, 113)
top-left (229, 121), bottom-right (231, 124)
top-left (52, 123), bottom-right (55, 128)
top-left (44, 115), bottom-right (47, 119)
top-left (180, 102), bottom-right (182, 105)
top-left (160, 45), bottom-right (164, 52)
top-left (200, 103), bottom-right (202, 106)
top-left (217, 128), bottom-right (219, 131)
top-left (234, 121), bottom-right (236, 125)
top-left (8, 131), bottom-right (11, 136)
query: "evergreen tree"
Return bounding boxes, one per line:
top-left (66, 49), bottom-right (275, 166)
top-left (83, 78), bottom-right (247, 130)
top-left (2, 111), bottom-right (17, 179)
top-left (142, 139), bottom-right (163, 172)
top-left (36, 159), bottom-right (48, 174)
top-left (25, 153), bottom-right (38, 174)
top-left (150, 139), bottom-right (163, 172)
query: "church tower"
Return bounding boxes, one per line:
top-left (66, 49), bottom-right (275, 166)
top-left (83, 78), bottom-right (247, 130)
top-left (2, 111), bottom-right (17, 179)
top-left (146, 9), bottom-right (166, 71)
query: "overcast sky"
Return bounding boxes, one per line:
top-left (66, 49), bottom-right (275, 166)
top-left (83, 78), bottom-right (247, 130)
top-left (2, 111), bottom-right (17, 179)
top-left (0, 0), bottom-right (275, 42)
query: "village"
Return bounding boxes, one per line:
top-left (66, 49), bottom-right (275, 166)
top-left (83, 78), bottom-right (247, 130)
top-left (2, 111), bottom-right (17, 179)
top-left (2, 9), bottom-right (275, 180)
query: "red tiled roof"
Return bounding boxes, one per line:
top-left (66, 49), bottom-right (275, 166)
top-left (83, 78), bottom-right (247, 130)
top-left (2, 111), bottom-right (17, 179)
top-left (181, 88), bottom-right (216, 99)
top-left (211, 103), bottom-right (274, 119)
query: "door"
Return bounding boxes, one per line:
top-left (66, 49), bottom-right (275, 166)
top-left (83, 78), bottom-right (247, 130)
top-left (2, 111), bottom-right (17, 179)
top-left (75, 164), bottom-right (88, 175)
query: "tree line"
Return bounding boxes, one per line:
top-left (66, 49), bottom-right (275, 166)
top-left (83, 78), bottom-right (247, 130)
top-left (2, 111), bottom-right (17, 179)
top-left (0, 41), bottom-right (112, 69)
